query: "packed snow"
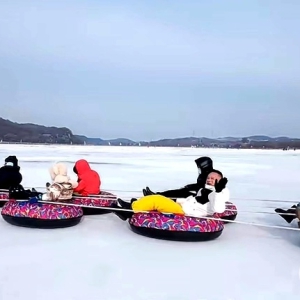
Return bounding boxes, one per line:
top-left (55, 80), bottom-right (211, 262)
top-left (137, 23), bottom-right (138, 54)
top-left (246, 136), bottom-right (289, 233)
top-left (0, 144), bottom-right (299, 300)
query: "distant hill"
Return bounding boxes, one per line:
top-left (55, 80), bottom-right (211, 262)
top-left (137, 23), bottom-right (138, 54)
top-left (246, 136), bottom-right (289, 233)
top-left (0, 118), bottom-right (82, 144)
top-left (0, 117), bottom-right (299, 149)
top-left (74, 135), bottom-right (136, 146)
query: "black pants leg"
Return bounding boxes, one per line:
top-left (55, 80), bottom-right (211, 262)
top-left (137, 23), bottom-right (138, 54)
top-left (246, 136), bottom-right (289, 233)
top-left (158, 187), bottom-right (194, 199)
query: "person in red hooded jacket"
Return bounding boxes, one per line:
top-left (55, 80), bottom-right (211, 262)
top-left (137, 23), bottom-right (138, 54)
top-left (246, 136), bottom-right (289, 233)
top-left (72, 159), bottom-right (101, 196)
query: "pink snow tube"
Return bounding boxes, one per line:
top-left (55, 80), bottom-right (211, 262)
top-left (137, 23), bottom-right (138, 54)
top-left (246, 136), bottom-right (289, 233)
top-left (214, 201), bottom-right (237, 222)
top-left (129, 212), bottom-right (224, 241)
top-left (71, 191), bottom-right (117, 215)
top-left (0, 191), bottom-right (9, 207)
top-left (1, 199), bottom-right (83, 229)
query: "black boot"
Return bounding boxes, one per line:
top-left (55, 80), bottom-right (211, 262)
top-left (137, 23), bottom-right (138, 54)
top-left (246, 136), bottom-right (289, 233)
top-left (195, 156), bottom-right (213, 173)
top-left (143, 187), bottom-right (156, 196)
top-left (275, 208), bottom-right (297, 224)
top-left (111, 198), bottom-right (134, 221)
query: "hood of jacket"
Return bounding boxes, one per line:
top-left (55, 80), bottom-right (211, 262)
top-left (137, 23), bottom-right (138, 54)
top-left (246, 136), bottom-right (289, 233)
top-left (74, 159), bottom-right (91, 176)
top-left (4, 155), bottom-right (20, 170)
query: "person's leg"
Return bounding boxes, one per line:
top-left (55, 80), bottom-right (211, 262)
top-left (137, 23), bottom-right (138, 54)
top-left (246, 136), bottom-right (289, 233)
top-left (113, 195), bottom-right (184, 221)
top-left (131, 195), bottom-right (185, 215)
top-left (143, 186), bottom-right (194, 198)
top-left (275, 205), bottom-right (297, 224)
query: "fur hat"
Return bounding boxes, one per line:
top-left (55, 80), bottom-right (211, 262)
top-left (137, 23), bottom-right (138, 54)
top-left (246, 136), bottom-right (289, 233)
top-left (49, 162), bottom-right (78, 188)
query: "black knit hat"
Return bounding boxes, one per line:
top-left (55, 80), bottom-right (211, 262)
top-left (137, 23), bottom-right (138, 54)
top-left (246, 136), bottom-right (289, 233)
top-left (5, 155), bottom-right (19, 167)
top-left (210, 169), bottom-right (223, 178)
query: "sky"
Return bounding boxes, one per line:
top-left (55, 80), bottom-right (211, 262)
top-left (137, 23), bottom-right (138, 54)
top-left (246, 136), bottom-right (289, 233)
top-left (0, 0), bottom-right (299, 141)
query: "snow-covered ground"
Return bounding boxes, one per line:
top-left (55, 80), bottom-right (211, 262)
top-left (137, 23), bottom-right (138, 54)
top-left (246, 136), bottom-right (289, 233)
top-left (0, 144), bottom-right (300, 300)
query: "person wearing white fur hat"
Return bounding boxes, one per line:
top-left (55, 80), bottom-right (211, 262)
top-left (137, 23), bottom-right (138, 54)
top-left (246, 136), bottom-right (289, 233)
top-left (42, 162), bottom-right (78, 201)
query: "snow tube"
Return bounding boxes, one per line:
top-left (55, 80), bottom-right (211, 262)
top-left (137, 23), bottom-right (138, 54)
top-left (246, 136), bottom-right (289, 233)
top-left (0, 191), bottom-right (9, 208)
top-left (214, 202), bottom-right (237, 222)
top-left (129, 212), bottom-right (224, 241)
top-left (71, 191), bottom-right (117, 215)
top-left (1, 199), bottom-right (83, 229)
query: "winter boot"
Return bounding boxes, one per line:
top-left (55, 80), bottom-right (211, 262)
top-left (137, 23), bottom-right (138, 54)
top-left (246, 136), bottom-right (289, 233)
top-left (275, 207), bottom-right (297, 224)
top-left (195, 156), bottom-right (213, 174)
top-left (111, 198), bottom-right (134, 221)
top-left (143, 187), bottom-right (156, 196)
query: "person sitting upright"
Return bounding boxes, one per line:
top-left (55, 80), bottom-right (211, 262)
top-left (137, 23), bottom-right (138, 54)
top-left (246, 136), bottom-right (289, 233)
top-left (0, 155), bottom-right (22, 190)
top-left (142, 156), bottom-right (214, 198)
top-left (42, 162), bottom-right (78, 201)
top-left (112, 169), bottom-right (229, 221)
top-left (72, 159), bottom-right (101, 196)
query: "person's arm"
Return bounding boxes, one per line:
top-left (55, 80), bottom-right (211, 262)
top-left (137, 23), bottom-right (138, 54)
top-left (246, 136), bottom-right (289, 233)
top-left (207, 187), bottom-right (230, 213)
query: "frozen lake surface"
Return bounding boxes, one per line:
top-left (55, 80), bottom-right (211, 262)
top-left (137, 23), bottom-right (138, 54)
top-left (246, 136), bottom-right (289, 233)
top-left (0, 144), bottom-right (299, 300)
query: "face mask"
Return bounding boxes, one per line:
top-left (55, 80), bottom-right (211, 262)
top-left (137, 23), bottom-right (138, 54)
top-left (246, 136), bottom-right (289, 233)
top-left (5, 162), bottom-right (13, 167)
top-left (198, 167), bottom-right (201, 175)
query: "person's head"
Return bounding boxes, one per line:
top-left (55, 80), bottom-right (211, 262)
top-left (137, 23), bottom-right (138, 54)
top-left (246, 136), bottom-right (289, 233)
top-left (206, 170), bottom-right (223, 186)
top-left (4, 156), bottom-right (19, 167)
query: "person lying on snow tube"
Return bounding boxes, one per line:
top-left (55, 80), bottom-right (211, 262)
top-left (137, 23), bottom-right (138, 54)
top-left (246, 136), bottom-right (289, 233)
top-left (72, 159), bottom-right (101, 196)
top-left (275, 202), bottom-right (300, 224)
top-left (0, 156), bottom-right (22, 190)
top-left (142, 156), bottom-right (214, 199)
top-left (112, 170), bottom-right (229, 221)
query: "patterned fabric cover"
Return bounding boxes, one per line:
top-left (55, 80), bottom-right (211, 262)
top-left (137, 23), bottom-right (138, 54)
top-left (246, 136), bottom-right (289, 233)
top-left (129, 201), bottom-right (238, 232)
top-left (129, 212), bottom-right (224, 232)
top-left (214, 201), bottom-right (237, 218)
top-left (0, 192), bottom-right (9, 200)
top-left (71, 191), bottom-right (117, 207)
top-left (1, 200), bottom-right (83, 219)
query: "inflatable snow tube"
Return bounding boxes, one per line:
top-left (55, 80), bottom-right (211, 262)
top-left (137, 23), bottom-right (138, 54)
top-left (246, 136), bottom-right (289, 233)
top-left (1, 199), bottom-right (83, 229)
top-left (71, 191), bottom-right (117, 215)
top-left (0, 191), bottom-right (9, 208)
top-left (214, 201), bottom-right (237, 222)
top-left (129, 212), bottom-right (224, 242)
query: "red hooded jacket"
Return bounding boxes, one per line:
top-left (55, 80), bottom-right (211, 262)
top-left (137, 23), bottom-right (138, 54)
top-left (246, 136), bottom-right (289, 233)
top-left (73, 159), bottom-right (101, 196)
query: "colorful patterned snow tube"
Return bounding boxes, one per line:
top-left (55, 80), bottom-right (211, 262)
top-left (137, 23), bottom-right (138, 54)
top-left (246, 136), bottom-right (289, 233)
top-left (71, 191), bottom-right (117, 215)
top-left (0, 191), bottom-right (9, 208)
top-left (129, 212), bottom-right (224, 241)
top-left (214, 201), bottom-right (237, 222)
top-left (1, 199), bottom-right (83, 229)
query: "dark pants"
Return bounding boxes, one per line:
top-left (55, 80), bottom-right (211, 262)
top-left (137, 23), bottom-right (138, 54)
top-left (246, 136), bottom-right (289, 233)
top-left (157, 187), bottom-right (195, 199)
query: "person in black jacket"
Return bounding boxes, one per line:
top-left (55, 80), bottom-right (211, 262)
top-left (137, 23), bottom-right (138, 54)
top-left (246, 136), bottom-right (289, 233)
top-left (0, 156), bottom-right (43, 200)
top-left (142, 156), bottom-right (214, 199)
top-left (0, 156), bottom-right (22, 190)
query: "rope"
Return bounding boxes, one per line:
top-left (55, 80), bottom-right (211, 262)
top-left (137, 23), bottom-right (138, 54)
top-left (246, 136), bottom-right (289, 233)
top-left (1, 198), bottom-right (299, 231)
top-left (4, 188), bottom-right (299, 204)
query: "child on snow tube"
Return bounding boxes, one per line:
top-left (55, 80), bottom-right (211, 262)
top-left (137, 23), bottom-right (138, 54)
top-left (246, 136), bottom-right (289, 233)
top-left (72, 159), bottom-right (101, 196)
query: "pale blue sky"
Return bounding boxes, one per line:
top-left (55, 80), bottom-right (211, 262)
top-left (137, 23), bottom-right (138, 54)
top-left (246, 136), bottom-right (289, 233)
top-left (0, 0), bottom-right (299, 140)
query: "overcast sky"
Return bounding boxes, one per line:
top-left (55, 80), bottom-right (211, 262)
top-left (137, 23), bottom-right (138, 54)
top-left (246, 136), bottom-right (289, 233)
top-left (0, 0), bottom-right (299, 141)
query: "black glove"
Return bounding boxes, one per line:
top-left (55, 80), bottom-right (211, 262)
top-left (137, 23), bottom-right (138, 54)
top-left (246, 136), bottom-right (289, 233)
top-left (215, 178), bottom-right (228, 193)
